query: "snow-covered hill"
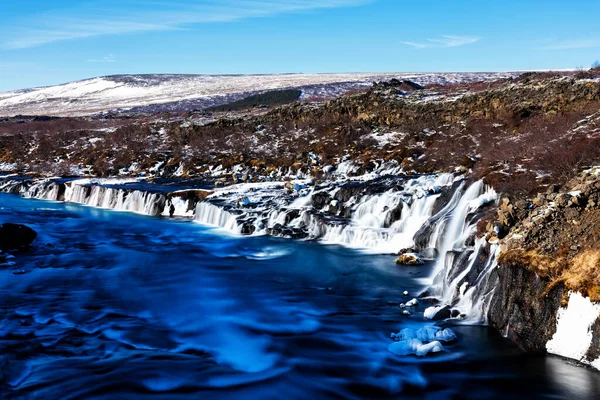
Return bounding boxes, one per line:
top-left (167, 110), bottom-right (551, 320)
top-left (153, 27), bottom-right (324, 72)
top-left (0, 72), bottom-right (514, 117)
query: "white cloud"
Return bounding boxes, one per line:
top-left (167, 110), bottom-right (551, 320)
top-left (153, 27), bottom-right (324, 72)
top-left (541, 38), bottom-right (600, 50)
top-left (401, 35), bottom-right (480, 49)
top-left (1, 0), bottom-right (373, 49)
top-left (87, 54), bottom-right (117, 63)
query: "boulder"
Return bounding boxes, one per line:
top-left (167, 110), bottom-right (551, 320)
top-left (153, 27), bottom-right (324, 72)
top-left (0, 223), bottom-right (37, 250)
top-left (396, 253), bottom-right (424, 266)
top-left (424, 305), bottom-right (452, 321)
top-left (240, 222), bottom-right (256, 235)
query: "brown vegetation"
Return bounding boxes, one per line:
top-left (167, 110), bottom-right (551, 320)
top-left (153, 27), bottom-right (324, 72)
top-left (499, 248), bottom-right (600, 302)
top-left (1, 68), bottom-right (600, 193)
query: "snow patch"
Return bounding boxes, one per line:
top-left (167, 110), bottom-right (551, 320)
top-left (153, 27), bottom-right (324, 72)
top-left (546, 292), bottom-right (600, 367)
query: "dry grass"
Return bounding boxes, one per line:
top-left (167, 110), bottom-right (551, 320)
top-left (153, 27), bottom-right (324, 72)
top-left (499, 248), bottom-right (600, 302)
top-left (498, 249), bottom-right (562, 280)
top-left (562, 251), bottom-right (600, 302)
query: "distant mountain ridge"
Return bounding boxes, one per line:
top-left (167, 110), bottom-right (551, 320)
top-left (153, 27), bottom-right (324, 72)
top-left (0, 72), bottom-right (514, 117)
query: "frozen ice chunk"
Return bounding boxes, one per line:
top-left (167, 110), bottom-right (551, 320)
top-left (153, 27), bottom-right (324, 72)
top-left (434, 328), bottom-right (457, 342)
top-left (416, 326), bottom-right (457, 343)
top-left (388, 325), bottom-right (454, 357)
top-left (416, 341), bottom-right (443, 356)
top-left (388, 339), bottom-right (423, 356)
top-left (406, 298), bottom-right (419, 307)
top-left (388, 339), bottom-right (444, 357)
top-left (391, 326), bottom-right (456, 344)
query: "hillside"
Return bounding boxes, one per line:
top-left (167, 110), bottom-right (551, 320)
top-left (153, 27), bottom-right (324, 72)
top-left (0, 72), bottom-right (513, 117)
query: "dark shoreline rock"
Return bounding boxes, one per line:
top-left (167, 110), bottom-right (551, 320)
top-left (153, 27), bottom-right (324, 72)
top-left (487, 264), bottom-right (564, 353)
top-left (0, 223), bottom-right (37, 250)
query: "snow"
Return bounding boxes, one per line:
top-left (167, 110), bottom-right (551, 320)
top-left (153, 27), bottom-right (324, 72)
top-left (70, 178), bottom-right (142, 186)
top-left (364, 131), bottom-right (406, 147)
top-left (0, 163), bottom-right (16, 172)
top-left (546, 292), bottom-right (600, 366)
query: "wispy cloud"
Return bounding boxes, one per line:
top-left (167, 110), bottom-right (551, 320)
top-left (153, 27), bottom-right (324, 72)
top-left (87, 54), bottom-right (117, 63)
top-left (1, 0), bottom-right (373, 49)
top-left (541, 38), bottom-right (600, 50)
top-left (401, 35), bottom-right (480, 49)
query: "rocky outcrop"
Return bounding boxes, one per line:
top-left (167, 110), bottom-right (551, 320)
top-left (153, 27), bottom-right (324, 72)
top-left (260, 77), bottom-right (600, 129)
top-left (482, 166), bottom-right (600, 362)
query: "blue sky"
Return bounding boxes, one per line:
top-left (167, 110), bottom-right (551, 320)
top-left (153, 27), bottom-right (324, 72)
top-left (1, 0), bottom-right (599, 91)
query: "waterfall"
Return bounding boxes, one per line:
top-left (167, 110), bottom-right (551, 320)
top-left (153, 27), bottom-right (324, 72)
top-left (161, 196), bottom-right (195, 218)
top-left (0, 173), bottom-right (505, 326)
top-left (9, 180), bottom-right (167, 217)
top-left (352, 191), bottom-right (404, 228)
top-left (420, 180), bottom-right (500, 323)
top-left (64, 185), bottom-right (166, 216)
top-left (453, 244), bottom-right (499, 324)
top-left (315, 192), bottom-right (441, 253)
top-left (22, 181), bottom-right (63, 201)
top-left (194, 202), bottom-right (241, 232)
top-left (430, 182), bottom-right (496, 282)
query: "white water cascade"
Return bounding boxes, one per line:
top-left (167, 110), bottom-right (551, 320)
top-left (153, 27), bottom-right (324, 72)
top-left (63, 184), bottom-right (166, 216)
top-left (317, 191), bottom-right (441, 253)
top-left (286, 174), bottom-right (457, 253)
top-left (8, 180), bottom-right (168, 217)
top-left (430, 181), bottom-right (497, 283)
top-left (194, 202), bottom-right (241, 232)
top-left (22, 181), bottom-right (62, 201)
top-left (161, 196), bottom-right (195, 218)
top-left (453, 243), bottom-right (500, 324)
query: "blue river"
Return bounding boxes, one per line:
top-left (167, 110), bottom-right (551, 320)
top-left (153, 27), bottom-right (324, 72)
top-left (0, 194), bottom-right (599, 399)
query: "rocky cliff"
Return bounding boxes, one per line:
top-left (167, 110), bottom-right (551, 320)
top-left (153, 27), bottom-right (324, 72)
top-left (484, 166), bottom-right (600, 367)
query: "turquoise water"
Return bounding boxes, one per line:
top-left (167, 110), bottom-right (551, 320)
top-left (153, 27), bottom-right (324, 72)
top-left (0, 194), bottom-right (598, 399)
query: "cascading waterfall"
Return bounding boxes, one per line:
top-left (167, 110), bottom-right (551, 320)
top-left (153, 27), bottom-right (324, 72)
top-left (429, 182), bottom-right (496, 284)
top-left (63, 185), bottom-right (166, 216)
top-left (316, 191), bottom-right (442, 253)
top-left (453, 244), bottom-right (500, 324)
top-left (22, 181), bottom-right (63, 201)
top-left (194, 202), bottom-right (241, 232)
top-left (0, 174), bottom-right (502, 324)
top-left (309, 174), bottom-right (456, 253)
top-left (5, 180), bottom-right (168, 217)
top-left (421, 181), bottom-right (500, 322)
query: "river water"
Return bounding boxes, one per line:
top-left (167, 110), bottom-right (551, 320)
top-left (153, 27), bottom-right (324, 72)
top-left (1, 194), bottom-right (599, 399)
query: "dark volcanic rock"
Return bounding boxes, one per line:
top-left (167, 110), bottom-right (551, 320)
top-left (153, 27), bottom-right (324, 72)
top-left (586, 318), bottom-right (600, 361)
top-left (429, 305), bottom-right (452, 321)
top-left (311, 191), bottom-right (332, 210)
top-left (0, 223), bottom-right (37, 250)
top-left (240, 222), bottom-right (256, 235)
top-left (487, 264), bottom-right (564, 353)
